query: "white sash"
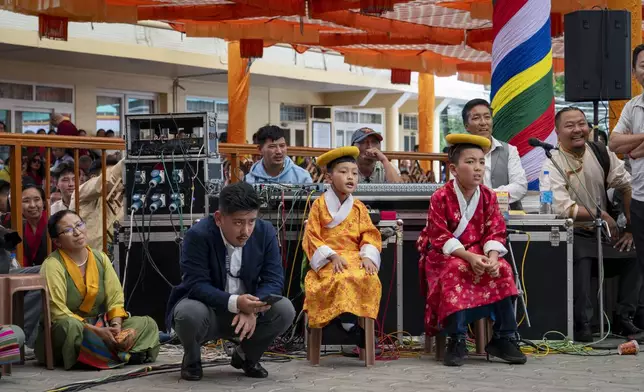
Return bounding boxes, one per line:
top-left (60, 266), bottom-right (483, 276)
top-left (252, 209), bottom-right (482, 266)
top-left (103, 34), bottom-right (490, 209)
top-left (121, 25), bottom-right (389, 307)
top-left (323, 190), bottom-right (354, 229)
top-left (452, 180), bottom-right (480, 239)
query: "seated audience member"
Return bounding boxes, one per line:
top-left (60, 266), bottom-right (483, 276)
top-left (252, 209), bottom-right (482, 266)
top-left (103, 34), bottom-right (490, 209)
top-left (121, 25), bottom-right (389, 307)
top-left (417, 134), bottom-right (526, 367)
top-left (36, 210), bottom-right (159, 369)
top-left (50, 113), bottom-right (78, 136)
top-left (78, 155), bottom-right (93, 182)
top-left (543, 107), bottom-right (643, 342)
top-left (462, 99), bottom-right (527, 209)
top-left (0, 179), bottom-right (10, 216)
top-left (51, 148), bottom-right (74, 172)
top-left (245, 125), bottom-right (312, 184)
top-left (22, 184), bottom-right (48, 267)
top-left (96, 129), bottom-right (106, 137)
top-left (352, 128), bottom-right (402, 183)
top-left (51, 163), bottom-right (75, 216)
top-left (48, 130), bottom-right (56, 135)
top-left (24, 152), bottom-right (44, 187)
top-left (168, 182), bottom-right (295, 381)
top-left (105, 130), bottom-right (115, 138)
top-left (0, 324), bottom-right (24, 374)
top-left (303, 146), bottom-right (381, 346)
top-left (78, 129), bottom-right (87, 137)
top-left (71, 158), bottom-right (124, 252)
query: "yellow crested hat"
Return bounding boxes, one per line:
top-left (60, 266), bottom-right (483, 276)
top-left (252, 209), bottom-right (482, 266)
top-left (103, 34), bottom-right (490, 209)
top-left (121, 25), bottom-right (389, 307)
top-left (317, 146), bottom-right (360, 168)
top-left (445, 134), bottom-right (491, 150)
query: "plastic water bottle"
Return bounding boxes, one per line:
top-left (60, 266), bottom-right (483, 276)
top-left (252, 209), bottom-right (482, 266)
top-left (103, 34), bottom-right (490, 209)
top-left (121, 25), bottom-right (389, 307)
top-left (540, 171), bottom-right (553, 215)
top-left (9, 252), bottom-right (18, 270)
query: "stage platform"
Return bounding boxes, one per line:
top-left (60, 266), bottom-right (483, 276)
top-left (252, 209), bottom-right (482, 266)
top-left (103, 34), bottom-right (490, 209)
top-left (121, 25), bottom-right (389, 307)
top-left (2, 340), bottom-right (643, 392)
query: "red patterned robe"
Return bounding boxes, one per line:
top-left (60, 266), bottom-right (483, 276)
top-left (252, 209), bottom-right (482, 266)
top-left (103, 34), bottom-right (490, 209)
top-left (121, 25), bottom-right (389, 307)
top-left (417, 180), bottom-right (518, 336)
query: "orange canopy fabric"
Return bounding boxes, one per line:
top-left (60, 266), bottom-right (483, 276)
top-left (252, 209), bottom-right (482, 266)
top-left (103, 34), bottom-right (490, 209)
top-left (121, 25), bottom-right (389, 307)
top-left (1, 0), bottom-right (641, 83)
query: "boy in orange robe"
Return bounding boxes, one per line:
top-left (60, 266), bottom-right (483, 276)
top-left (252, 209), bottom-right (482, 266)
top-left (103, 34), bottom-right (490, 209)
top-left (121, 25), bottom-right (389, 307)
top-left (303, 146), bottom-right (382, 345)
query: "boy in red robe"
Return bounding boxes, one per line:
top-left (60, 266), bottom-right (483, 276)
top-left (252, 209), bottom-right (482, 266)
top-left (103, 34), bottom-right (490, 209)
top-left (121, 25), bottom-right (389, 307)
top-left (417, 134), bottom-right (526, 367)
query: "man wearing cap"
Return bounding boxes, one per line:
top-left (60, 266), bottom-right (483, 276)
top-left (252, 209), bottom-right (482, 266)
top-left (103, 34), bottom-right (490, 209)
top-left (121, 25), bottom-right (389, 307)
top-left (351, 128), bottom-right (402, 184)
top-left (462, 99), bottom-right (527, 209)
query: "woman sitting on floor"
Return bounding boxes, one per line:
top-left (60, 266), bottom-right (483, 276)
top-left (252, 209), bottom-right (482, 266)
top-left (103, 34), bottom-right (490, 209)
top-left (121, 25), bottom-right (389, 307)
top-left (35, 210), bottom-right (160, 370)
top-left (0, 324), bottom-right (24, 378)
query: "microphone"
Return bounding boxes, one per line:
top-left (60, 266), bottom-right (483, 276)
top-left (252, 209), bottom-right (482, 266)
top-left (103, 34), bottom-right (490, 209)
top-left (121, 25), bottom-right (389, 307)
top-left (528, 138), bottom-right (557, 151)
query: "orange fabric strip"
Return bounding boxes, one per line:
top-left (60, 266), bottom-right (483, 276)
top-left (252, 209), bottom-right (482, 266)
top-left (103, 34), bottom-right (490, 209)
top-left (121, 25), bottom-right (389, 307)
top-left (60, 247), bottom-right (100, 315)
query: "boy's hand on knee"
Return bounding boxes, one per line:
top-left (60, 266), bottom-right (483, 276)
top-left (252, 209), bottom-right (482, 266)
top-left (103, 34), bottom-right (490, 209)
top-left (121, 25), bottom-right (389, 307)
top-left (360, 258), bottom-right (378, 275)
top-left (330, 255), bottom-right (348, 274)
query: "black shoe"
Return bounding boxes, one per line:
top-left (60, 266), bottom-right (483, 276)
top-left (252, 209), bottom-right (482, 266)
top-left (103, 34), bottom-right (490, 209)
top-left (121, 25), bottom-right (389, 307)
top-left (180, 355), bottom-right (202, 381)
top-left (231, 350), bottom-right (268, 378)
top-left (574, 324), bottom-right (594, 343)
top-left (615, 316), bottom-right (644, 337)
top-left (485, 337), bottom-right (527, 365)
top-left (443, 338), bottom-right (467, 367)
top-left (634, 312), bottom-right (644, 331)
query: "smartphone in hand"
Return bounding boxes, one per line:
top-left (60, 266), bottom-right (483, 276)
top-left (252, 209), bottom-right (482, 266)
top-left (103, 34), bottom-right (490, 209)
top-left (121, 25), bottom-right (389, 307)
top-left (259, 294), bottom-right (283, 306)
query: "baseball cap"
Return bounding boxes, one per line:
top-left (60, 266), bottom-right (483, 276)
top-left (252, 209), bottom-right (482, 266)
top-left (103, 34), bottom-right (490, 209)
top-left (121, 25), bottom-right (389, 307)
top-left (351, 127), bottom-right (383, 145)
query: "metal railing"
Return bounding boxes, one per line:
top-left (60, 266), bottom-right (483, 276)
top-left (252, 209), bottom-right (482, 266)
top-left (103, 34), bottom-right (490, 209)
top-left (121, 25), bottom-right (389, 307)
top-left (0, 134), bottom-right (125, 265)
top-left (218, 143), bottom-right (450, 184)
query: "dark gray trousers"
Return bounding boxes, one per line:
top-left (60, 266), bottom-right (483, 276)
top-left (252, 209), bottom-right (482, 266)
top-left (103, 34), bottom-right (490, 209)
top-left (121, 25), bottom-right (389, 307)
top-left (173, 297), bottom-right (295, 365)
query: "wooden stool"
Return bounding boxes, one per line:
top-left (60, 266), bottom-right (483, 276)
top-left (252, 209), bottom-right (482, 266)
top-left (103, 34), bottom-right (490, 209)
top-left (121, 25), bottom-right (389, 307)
top-left (0, 274), bottom-right (54, 375)
top-left (307, 317), bottom-right (376, 367)
top-left (425, 319), bottom-right (493, 360)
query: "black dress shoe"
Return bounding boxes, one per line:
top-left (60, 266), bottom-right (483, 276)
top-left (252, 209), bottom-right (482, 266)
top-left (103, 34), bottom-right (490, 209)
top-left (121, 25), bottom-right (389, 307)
top-left (574, 324), bottom-right (594, 343)
top-left (615, 316), bottom-right (644, 337)
top-left (231, 350), bottom-right (268, 378)
top-left (181, 356), bottom-right (203, 381)
top-left (485, 337), bottom-right (527, 365)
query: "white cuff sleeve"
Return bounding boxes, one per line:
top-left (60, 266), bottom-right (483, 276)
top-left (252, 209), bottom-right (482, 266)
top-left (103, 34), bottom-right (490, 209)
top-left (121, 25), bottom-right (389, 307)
top-left (359, 244), bottom-right (381, 270)
top-left (443, 238), bottom-right (465, 255)
top-left (483, 240), bottom-right (508, 257)
top-left (228, 294), bottom-right (240, 314)
top-left (310, 245), bottom-right (336, 272)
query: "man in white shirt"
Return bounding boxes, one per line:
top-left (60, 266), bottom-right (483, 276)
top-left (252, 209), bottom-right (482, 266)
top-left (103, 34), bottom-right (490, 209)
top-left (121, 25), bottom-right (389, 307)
top-left (50, 163), bottom-right (75, 216)
top-left (462, 99), bottom-right (528, 209)
top-left (608, 43), bottom-right (644, 330)
top-left (167, 182), bottom-right (295, 381)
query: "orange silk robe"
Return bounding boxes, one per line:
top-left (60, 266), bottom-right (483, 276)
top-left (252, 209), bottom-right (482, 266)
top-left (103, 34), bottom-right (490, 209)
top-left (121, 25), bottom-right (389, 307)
top-left (303, 191), bottom-right (382, 328)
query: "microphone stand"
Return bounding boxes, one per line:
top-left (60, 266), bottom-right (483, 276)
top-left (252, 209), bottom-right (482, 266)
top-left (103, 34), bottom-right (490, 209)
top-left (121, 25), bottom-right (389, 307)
top-left (543, 147), bottom-right (608, 340)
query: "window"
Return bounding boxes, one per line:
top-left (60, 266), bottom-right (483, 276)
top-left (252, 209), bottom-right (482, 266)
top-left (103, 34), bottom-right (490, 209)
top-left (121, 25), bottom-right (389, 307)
top-left (284, 128), bottom-right (306, 147)
top-left (127, 98), bottom-right (155, 114)
top-left (16, 110), bottom-right (52, 133)
top-left (0, 81), bottom-right (74, 133)
top-left (35, 86), bottom-right (73, 103)
top-left (403, 114), bottom-right (418, 131)
top-left (335, 110), bottom-right (359, 123)
top-left (97, 92), bottom-right (157, 136)
top-left (280, 105), bottom-right (307, 122)
top-left (335, 129), bottom-right (355, 147)
top-left (0, 110), bottom-right (9, 131)
top-left (186, 97), bottom-right (228, 136)
top-left (97, 96), bottom-right (122, 135)
top-left (360, 113), bottom-right (382, 124)
top-left (403, 134), bottom-right (417, 152)
top-left (0, 82), bottom-right (33, 101)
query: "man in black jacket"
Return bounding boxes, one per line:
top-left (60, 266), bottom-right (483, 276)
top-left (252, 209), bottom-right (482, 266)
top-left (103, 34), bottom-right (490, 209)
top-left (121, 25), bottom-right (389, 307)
top-left (167, 182), bottom-right (295, 381)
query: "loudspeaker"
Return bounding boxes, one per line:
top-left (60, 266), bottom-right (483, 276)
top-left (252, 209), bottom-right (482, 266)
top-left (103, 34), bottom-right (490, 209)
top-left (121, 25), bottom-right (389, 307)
top-left (564, 10), bottom-right (631, 102)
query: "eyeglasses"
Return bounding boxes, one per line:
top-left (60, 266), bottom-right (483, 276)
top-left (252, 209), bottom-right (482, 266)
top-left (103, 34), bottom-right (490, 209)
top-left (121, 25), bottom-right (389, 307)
top-left (58, 221), bottom-right (86, 236)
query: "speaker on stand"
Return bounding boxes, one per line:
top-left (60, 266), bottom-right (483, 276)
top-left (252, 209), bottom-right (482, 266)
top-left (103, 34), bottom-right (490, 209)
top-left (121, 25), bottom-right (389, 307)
top-left (564, 9), bottom-right (632, 141)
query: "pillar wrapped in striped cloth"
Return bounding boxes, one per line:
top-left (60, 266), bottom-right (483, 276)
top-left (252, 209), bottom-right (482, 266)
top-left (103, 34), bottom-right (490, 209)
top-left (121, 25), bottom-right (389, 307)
top-left (491, 0), bottom-right (556, 190)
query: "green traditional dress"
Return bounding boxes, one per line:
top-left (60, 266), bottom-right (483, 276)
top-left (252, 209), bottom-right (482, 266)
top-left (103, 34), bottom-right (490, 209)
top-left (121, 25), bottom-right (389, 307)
top-left (35, 247), bottom-right (159, 370)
